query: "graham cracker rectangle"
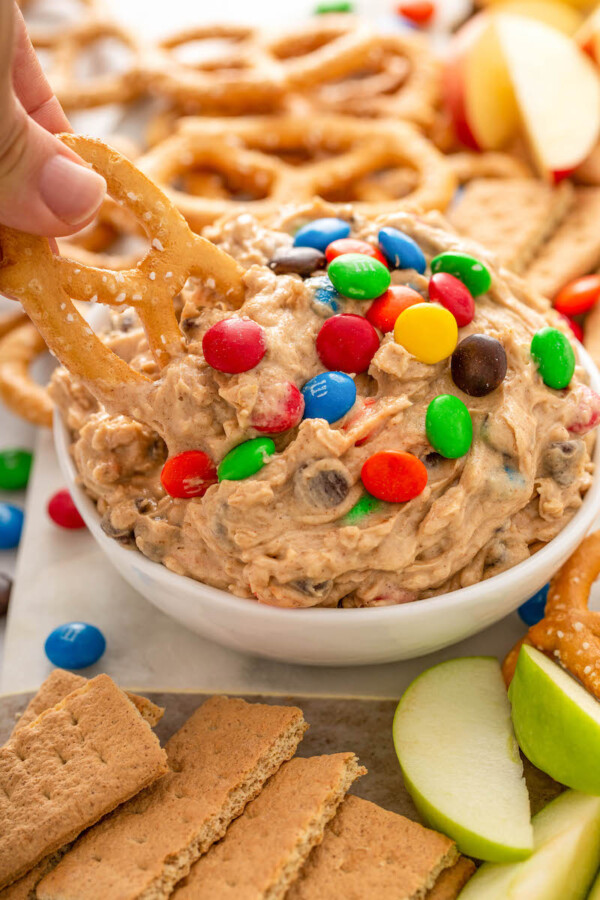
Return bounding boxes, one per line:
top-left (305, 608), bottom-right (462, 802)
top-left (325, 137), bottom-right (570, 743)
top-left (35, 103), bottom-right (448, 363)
top-left (287, 795), bottom-right (458, 900)
top-left (37, 696), bottom-right (307, 900)
top-left (172, 753), bottom-right (365, 900)
top-left (526, 187), bottom-right (600, 298)
top-left (0, 674), bottom-right (168, 891)
top-left (12, 669), bottom-right (164, 735)
top-left (425, 857), bottom-right (476, 900)
top-left (448, 178), bottom-right (573, 274)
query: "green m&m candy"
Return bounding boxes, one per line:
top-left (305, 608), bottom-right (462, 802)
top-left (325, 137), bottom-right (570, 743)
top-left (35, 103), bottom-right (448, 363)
top-left (0, 449), bottom-right (33, 491)
top-left (530, 327), bottom-right (576, 390)
top-left (343, 493), bottom-right (382, 524)
top-left (430, 251), bottom-right (491, 297)
top-left (328, 253), bottom-right (391, 301)
top-left (218, 438), bottom-right (275, 482)
top-left (425, 395), bottom-right (473, 459)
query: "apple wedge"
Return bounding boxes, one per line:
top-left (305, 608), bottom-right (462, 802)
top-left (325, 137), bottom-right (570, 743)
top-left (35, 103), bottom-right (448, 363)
top-left (509, 644), bottom-right (600, 794)
top-left (459, 790), bottom-right (600, 899)
top-left (495, 14), bottom-right (600, 181)
top-left (393, 657), bottom-right (533, 862)
top-left (492, 0), bottom-right (583, 35)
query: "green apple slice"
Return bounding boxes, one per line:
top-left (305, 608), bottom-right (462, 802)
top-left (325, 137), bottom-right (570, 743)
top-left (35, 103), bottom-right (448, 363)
top-left (509, 644), bottom-right (600, 794)
top-left (459, 790), bottom-right (600, 899)
top-left (393, 657), bottom-right (533, 862)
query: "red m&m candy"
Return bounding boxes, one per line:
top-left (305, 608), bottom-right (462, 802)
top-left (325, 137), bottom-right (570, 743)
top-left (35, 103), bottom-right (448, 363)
top-left (361, 451), bottom-right (427, 503)
top-left (397, 1), bottom-right (435, 24)
top-left (560, 314), bottom-right (583, 343)
top-left (161, 450), bottom-right (218, 499)
top-left (251, 382), bottom-right (304, 433)
top-left (325, 238), bottom-right (388, 267)
top-left (203, 317), bottom-right (266, 374)
top-left (316, 314), bottom-right (380, 374)
top-left (366, 286), bottom-right (423, 333)
top-left (47, 490), bottom-right (86, 529)
top-left (429, 273), bottom-right (475, 327)
top-left (554, 275), bottom-right (600, 317)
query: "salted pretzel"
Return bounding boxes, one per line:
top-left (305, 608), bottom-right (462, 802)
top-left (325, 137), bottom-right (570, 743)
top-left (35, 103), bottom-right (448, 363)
top-left (503, 531), bottom-right (600, 699)
top-left (0, 322), bottom-right (53, 427)
top-left (19, 0), bottom-right (104, 48)
top-left (138, 115), bottom-right (456, 231)
top-left (0, 134), bottom-right (246, 410)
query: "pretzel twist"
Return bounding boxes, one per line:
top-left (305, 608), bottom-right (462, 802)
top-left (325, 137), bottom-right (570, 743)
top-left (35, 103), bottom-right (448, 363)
top-left (0, 323), bottom-right (53, 428)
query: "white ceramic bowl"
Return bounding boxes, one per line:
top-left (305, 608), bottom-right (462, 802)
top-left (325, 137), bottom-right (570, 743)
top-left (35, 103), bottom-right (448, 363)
top-left (54, 345), bottom-right (600, 667)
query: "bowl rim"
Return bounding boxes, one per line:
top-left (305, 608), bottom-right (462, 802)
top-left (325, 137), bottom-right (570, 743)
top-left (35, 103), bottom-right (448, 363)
top-left (54, 341), bottom-right (600, 624)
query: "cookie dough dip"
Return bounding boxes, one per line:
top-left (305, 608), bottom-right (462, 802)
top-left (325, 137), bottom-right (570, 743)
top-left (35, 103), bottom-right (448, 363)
top-left (51, 204), bottom-right (599, 609)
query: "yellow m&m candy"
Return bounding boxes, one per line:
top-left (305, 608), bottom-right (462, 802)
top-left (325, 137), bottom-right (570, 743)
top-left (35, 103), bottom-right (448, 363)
top-left (394, 303), bottom-right (458, 364)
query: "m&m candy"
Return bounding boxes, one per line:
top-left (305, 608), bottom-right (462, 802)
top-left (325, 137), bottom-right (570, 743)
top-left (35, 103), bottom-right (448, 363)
top-left (518, 584), bottom-right (549, 626)
top-left (268, 247), bottom-right (326, 276)
top-left (561, 315), bottom-right (583, 343)
top-left (428, 273), bottom-right (475, 327)
top-left (325, 238), bottom-right (388, 266)
top-left (531, 327), bottom-right (575, 390)
top-left (426, 395), bottom-right (473, 459)
top-left (218, 437), bottom-right (275, 481)
top-left (343, 493), bottom-right (382, 524)
top-left (293, 217), bottom-right (350, 252)
top-left (0, 448), bottom-right (33, 491)
top-left (45, 622), bottom-right (106, 669)
top-left (161, 450), bottom-right (218, 499)
top-left (554, 275), bottom-right (600, 317)
top-left (361, 451), bottom-right (427, 503)
top-left (378, 227), bottom-right (426, 274)
top-left (431, 251), bottom-right (491, 297)
top-left (47, 489), bottom-right (86, 529)
top-left (394, 303), bottom-right (458, 364)
top-left (397, 1), bottom-right (435, 24)
top-left (0, 503), bottom-right (24, 549)
top-left (316, 314), bottom-right (380, 374)
top-left (451, 334), bottom-right (507, 397)
top-left (251, 382), bottom-right (304, 433)
top-left (302, 372), bottom-right (356, 423)
top-left (328, 254), bottom-right (391, 300)
top-left (308, 276), bottom-right (341, 316)
top-left (202, 318), bottom-right (266, 374)
top-left (366, 286), bottom-right (422, 333)
top-left (315, 0), bottom-right (352, 12)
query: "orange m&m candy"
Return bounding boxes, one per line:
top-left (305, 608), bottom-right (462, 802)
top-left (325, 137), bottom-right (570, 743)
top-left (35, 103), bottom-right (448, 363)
top-left (361, 451), bottom-right (427, 503)
top-left (554, 275), bottom-right (600, 317)
top-left (366, 286), bottom-right (423, 333)
top-left (397, 1), bottom-right (435, 25)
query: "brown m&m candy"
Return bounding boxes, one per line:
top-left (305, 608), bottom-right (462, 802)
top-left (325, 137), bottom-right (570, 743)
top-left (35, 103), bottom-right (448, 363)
top-left (268, 247), bottom-right (326, 276)
top-left (451, 334), bottom-right (507, 397)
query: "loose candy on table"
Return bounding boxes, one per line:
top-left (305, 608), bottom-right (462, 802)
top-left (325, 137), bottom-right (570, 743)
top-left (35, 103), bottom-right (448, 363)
top-left (327, 253), bottom-right (391, 301)
top-left (325, 238), bottom-right (388, 267)
top-left (530, 327), bottom-right (576, 390)
top-left (430, 251), bottom-right (491, 297)
top-left (451, 334), bottom-right (507, 397)
top-left (47, 489), bottom-right (86, 530)
top-left (0, 448), bottom-right (33, 491)
top-left (518, 584), bottom-right (549, 627)
top-left (361, 451), bottom-right (427, 503)
top-left (268, 246), bottom-right (326, 276)
top-left (160, 450), bottom-right (218, 499)
top-left (302, 371), bottom-right (357, 423)
top-left (378, 227), bottom-right (426, 274)
top-left (218, 437), bottom-right (276, 482)
top-left (0, 503), bottom-right (24, 549)
top-left (343, 493), bottom-right (382, 524)
top-left (44, 622), bottom-right (106, 670)
top-left (394, 303), bottom-right (458, 364)
top-left (308, 276), bottom-right (341, 316)
top-left (426, 395), bottom-right (473, 459)
top-left (554, 275), bottom-right (600, 317)
top-left (316, 314), bottom-right (380, 374)
top-left (293, 217), bottom-right (351, 252)
top-left (397, 1), bottom-right (435, 24)
top-left (202, 317), bottom-right (266, 374)
top-left (366, 286), bottom-right (423, 333)
top-left (428, 272), bottom-right (475, 327)
top-left (251, 382), bottom-right (304, 433)
top-left (0, 572), bottom-right (11, 617)
top-left (314, 0), bottom-right (352, 11)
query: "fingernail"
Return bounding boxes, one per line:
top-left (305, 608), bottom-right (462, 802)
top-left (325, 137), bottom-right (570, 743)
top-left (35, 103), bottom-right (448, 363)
top-left (39, 155), bottom-right (107, 225)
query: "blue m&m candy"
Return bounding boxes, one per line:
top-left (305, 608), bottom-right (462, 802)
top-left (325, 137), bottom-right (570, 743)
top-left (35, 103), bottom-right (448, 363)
top-left (518, 584), bottom-right (549, 627)
top-left (302, 372), bottom-right (356, 423)
top-left (378, 227), bottom-right (426, 274)
top-left (308, 276), bottom-right (341, 316)
top-left (45, 622), bottom-right (106, 669)
top-left (0, 503), bottom-right (24, 549)
top-left (294, 218), bottom-right (351, 252)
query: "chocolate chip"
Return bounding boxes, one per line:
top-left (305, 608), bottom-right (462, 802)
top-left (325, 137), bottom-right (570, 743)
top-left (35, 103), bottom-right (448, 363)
top-left (100, 516), bottom-right (135, 545)
top-left (422, 452), bottom-right (444, 469)
top-left (268, 247), bottom-right (326, 277)
top-left (543, 439), bottom-right (585, 486)
top-left (135, 498), bottom-right (157, 515)
top-left (293, 579), bottom-right (333, 598)
top-left (0, 573), bottom-right (12, 617)
top-left (306, 469), bottom-right (350, 507)
top-left (451, 334), bottom-right (507, 397)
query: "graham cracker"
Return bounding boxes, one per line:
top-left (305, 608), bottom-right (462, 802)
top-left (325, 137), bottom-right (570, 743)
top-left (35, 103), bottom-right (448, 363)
top-left (287, 795), bottom-right (458, 900)
top-left (425, 857), bottom-right (476, 900)
top-left (0, 674), bottom-right (168, 891)
top-left (172, 753), bottom-right (365, 900)
top-left (37, 696), bottom-right (307, 900)
top-left (526, 188), bottom-right (600, 298)
top-left (448, 178), bottom-right (573, 274)
top-left (12, 669), bottom-right (164, 735)
top-left (0, 852), bottom-right (67, 900)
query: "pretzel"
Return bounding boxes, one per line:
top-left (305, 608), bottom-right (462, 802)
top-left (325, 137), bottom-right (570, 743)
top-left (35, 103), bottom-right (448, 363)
top-left (19, 0), bottom-right (103, 48)
top-left (0, 322), bottom-right (53, 427)
top-left (0, 134), bottom-right (246, 409)
top-left (503, 531), bottom-right (600, 699)
top-left (138, 115), bottom-right (456, 231)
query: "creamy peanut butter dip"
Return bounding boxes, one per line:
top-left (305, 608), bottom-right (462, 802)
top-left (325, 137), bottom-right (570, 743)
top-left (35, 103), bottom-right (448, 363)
top-left (52, 203), bottom-right (598, 608)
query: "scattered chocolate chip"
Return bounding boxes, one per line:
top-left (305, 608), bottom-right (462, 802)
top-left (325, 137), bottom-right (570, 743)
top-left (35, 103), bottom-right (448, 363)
top-left (422, 452), bottom-right (445, 469)
top-left (293, 579), bottom-right (333, 598)
top-left (117, 312), bottom-right (137, 333)
top-left (0, 573), bottom-right (12, 617)
top-left (100, 516), bottom-right (135, 545)
top-left (268, 247), bottom-right (326, 277)
top-left (135, 498), bottom-right (157, 515)
top-left (543, 439), bottom-right (585, 486)
top-left (306, 469), bottom-right (350, 507)
top-left (451, 334), bottom-right (507, 397)
top-left (180, 316), bottom-right (199, 333)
